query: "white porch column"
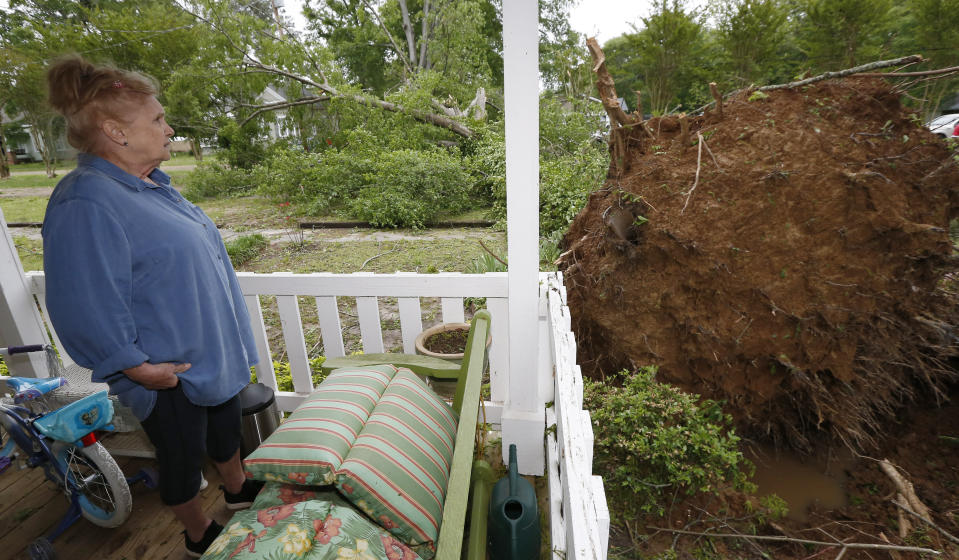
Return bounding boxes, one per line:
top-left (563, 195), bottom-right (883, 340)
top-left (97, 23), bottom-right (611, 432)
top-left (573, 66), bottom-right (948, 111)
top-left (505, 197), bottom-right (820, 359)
top-left (503, 0), bottom-right (545, 475)
top-left (0, 209), bottom-right (52, 377)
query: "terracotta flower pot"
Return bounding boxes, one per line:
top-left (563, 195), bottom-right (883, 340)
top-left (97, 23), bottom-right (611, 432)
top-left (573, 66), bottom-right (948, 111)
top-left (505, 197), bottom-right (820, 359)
top-left (415, 322), bottom-right (491, 361)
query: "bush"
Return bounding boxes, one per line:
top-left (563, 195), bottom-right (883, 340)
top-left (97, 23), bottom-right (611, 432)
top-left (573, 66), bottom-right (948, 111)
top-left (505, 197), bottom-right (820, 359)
top-left (256, 145), bottom-right (374, 215)
top-left (225, 234), bottom-right (269, 267)
top-left (217, 120), bottom-right (267, 170)
top-left (539, 147), bottom-right (607, 236)
top-left (583, 367), bottom-right (754, 521)
top-left (348, 148), bottom-right (474, 228)
top-left (181, 161), bottom-right (264, 200)
top-left (478, 98), bottom-right (608, 237)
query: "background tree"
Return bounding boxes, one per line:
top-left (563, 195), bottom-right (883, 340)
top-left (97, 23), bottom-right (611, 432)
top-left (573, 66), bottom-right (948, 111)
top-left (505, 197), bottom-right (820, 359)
top-left (791, 0), bottom-right (895, 70)
top-left (710, 0), bottom-right (791, 88)
top-left (890, 0), bottom-right (959, 118)
top-left (605, 0), bottom-right (707, 116)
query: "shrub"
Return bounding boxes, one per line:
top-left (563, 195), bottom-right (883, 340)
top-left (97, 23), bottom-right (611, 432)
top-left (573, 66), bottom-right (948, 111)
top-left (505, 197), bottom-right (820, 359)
top-left (250, 357), bottom-right (328, 392)
top-left (539, 147), bottom-right (607, 236)
top-left (225, 234), bottom-right (269, 267)
top-left (348, 148), bottom-right (474, 228)
top-left (181, 161), bottom-right (264, 200)
top-left (217, 120), bottom-right (267, 170)
top-left (255, 146), bottom-right (372, 215)
top-left (583, 367), bottom-right (754, 522)
top-left (479, 98), bottom-right (608, 237)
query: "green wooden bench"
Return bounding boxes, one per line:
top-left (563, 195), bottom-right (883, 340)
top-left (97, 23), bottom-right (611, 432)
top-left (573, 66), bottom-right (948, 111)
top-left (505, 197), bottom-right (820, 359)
top-left (318, 352), bottom-right (462, 379)
top-left (435, 309), bottom-right (491, 560)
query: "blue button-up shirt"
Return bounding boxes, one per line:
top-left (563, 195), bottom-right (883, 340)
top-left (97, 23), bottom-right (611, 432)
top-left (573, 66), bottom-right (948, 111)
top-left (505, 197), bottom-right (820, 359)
top-left (42, 153), bottom-right (258, 420)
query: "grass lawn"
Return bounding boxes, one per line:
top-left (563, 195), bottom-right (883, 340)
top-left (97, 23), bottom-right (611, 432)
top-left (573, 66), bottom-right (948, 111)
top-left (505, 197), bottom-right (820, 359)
top-left (0, 197), bottom-right (47, 223)
top-left (197, 196), bottom-right (289, 229)
top-left (0, 168), bottom-right (193, 191)
top-left (6, 151), bottom-right (204, 174)
top-left (240, 233), bottom-right (508, 274)
top-left (13, 236), bottom-right (43, 271)
top-left (0, 174), bottom-right (59, 189)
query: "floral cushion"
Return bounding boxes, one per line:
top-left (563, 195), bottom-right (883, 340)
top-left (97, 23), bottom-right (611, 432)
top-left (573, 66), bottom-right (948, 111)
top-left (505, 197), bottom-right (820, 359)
top-left (199, 482), bottom-right (422, 560)
top-left (243, 365), bottom-right (397, 485)
top-left (335, 369), bottom-right (458, 557)
top-left (241, 366), bottom-right (458, 559)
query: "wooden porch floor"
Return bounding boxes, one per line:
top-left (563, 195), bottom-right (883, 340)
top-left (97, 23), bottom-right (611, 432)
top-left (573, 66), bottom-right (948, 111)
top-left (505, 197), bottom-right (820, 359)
top-left (0, 453), bottom-right (234, 560)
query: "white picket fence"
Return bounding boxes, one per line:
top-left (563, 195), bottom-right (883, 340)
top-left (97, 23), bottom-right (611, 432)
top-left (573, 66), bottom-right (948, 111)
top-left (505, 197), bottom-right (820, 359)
top-left (18, 269), bottom-right (608, 559)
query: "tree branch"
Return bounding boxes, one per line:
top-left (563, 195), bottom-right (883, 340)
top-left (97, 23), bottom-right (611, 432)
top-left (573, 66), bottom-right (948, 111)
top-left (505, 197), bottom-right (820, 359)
top-left (181, 3), bottom-right (473, 137)
top-left (647, 527), bottom-right (942, 555)
top-left (238, 96), bottom-right (331, 127)
top-left (758, 55), bottom-right (925, 91)
top-left (858, 64), bottom-right (959, 77)
top-left (360, 0), bottom-right (415, 75)
top-left (585, 37), bottom-right (635, 128)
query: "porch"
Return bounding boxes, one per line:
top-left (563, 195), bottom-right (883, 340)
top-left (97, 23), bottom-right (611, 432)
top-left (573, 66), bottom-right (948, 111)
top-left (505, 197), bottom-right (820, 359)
top-left (0, 2), bottom-right (609, 557)
top-left (1, 226), bottom-right (609, 559)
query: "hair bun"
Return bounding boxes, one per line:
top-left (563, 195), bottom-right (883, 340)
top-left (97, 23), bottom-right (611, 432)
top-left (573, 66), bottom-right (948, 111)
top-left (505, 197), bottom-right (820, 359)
top-left (47, 54), bottom-right (101, 116)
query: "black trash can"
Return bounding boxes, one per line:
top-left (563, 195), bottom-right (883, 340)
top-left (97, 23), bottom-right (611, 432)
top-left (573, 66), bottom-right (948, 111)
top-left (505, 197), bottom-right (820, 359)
top-left (239, 382), bottom-right (281, 458)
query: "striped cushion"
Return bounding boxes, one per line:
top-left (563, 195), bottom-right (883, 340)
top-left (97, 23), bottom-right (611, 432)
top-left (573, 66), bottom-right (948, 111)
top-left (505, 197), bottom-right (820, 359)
top-left (243, 365), bottom-right (397, 486)
top-left (335, 368), bottom-right (458, 558)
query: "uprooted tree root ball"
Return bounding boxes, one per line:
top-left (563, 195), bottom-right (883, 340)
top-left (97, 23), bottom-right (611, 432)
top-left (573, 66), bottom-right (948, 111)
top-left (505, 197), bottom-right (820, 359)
top-left (560, 77), bottom-right (959, 452)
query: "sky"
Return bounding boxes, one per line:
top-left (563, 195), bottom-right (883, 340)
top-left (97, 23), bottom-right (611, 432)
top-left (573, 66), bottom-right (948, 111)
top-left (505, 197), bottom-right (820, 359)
top-left (276, 1), bottom-right (676, 46)
top-left (568, 1), bottom-right (656, 44)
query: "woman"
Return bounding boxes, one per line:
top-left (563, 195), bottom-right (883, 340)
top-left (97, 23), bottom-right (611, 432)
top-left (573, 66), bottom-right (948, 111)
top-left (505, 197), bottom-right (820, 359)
top-left (43, 55), bottom-right (261, 557)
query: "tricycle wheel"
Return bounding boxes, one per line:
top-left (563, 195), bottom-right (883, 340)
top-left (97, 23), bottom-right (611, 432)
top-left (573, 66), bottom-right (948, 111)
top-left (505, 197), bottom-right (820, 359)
top-left (28, 537), bottom-right (56, 560)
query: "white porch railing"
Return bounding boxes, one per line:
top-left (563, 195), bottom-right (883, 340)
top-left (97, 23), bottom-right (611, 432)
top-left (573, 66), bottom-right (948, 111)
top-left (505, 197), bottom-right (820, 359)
top-left (9, 266), bottom-right (608, 559)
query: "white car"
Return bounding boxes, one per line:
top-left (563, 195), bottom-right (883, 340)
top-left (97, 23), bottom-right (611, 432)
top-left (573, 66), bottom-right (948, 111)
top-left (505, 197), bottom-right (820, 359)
top-left (926, 113), bottom-right (959, 138)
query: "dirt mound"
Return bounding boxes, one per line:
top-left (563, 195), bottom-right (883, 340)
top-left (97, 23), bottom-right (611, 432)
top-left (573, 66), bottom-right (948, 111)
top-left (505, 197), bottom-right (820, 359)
top-left (561, 78), bottom-right (959, 451)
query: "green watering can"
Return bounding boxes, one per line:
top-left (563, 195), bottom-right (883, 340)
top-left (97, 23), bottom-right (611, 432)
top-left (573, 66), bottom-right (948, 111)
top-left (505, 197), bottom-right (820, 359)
top-left (488, 444), bottom-right (540, 559)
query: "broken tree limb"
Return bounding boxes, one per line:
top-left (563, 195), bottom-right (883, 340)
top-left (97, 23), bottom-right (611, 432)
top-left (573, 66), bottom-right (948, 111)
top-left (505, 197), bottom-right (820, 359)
top-left (893, 499), bottom-right (959, 546)
top-left (693, 55), bottom-right (926, 115)
top-left (679, 113), bottom-right (690, 149)
top-left (759, 55), bottom-right (925, 92)
top-left (647, 527), bottom-right (941, 555)
top-left (586, 37), bottom-right (635, 128)
top-left (179, 3), bottom-right (473, 137)
top-left (709, 82), bottom-right (723, 119)
top-left (858, 64), bottom-right (959, 78)
top-left (239, 96), bottom-right (330, 127)
top-left (242, 60), bottom-right (474, 137)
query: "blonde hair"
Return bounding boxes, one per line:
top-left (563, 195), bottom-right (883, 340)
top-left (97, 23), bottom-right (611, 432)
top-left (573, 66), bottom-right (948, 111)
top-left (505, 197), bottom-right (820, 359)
top-left (46, 54), bottom-right (159, 153)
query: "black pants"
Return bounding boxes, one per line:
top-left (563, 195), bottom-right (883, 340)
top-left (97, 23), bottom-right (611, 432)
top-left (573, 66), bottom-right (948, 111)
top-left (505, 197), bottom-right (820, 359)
top-left (140, 383), bottom-right (242, 506)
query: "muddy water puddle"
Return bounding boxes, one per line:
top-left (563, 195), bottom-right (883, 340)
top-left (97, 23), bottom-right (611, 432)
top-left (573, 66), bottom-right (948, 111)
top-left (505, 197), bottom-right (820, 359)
top-left (747, 445), bottom-right (854, 521)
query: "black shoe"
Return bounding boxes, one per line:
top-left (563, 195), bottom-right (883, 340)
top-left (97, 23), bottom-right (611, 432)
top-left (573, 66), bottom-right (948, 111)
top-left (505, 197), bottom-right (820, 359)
top-left (221, 478), bottom-right (264, 510)
top-left (185, 520), bottom-right (223, 558)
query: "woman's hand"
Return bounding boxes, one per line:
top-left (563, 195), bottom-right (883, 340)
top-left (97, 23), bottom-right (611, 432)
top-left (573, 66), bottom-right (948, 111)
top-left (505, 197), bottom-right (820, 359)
top-left (122, 361), bottom-right (191, 390)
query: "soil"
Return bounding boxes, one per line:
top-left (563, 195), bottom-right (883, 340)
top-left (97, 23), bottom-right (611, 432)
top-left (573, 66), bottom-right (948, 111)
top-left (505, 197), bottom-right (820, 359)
top-left (422, 328), bottom-right (469, 355)
top-left (562, 78), bottom-right (959, 450)
top-left (560, 77), bottom-right (959, 558)
top-left (616, 380), bottom-right (959, 560)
